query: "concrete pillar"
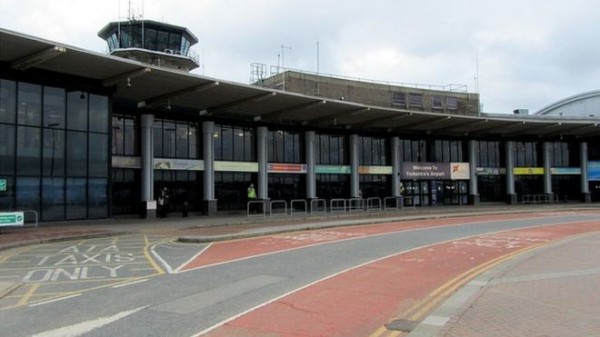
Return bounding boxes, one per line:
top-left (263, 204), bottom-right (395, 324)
top-left (580, 142), bottom-right (591, 203)
top-left (468, 140), bottom-right (480, 205)
top-left (391, 137), bottom-right (400, 197)
top-left (202, 121), bottom-right (217, 215)
top-left (305, 131), bottom-right (316, 199)
top-left (257, 126), bottom-right (269, 200)
top-left (505, 141), bottom-right (517, 204)
top-left (350, 134), bottom-right (360, 198)
top-left (543, 142), bottom-right (553, 197)
top-left (140, 113), bottom-right (156, 218)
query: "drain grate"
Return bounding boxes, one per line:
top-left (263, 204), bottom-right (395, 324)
top-left (386, 319), bottom-right (419, 333)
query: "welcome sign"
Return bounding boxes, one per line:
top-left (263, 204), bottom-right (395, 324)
top-left (400, 162), bottom-right (470, 180)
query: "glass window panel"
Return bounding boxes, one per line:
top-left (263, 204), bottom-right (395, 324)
top-left (157, 31), bottom-right (169, 52)
top-left (67, 91), bottom-right (88, 131)
top-left (42, 177), bottom-right (65, 221)
top-left (43, 87), bottom-right (65, 128)
top-left (0, 124), bottom-right (15, 175)
top-left (447, 96), bottom-right (458, 110)
top-left (1, 79), bottom-right (17, 124)
top-left (89, 94), bottom-right (108, 133)
top-left (89, 133), bottom-right (108, 177)
top-left (163, 121), bottom-right (176, 158)
top-left (112, 116), bottom-right (123, 155)
top-left (176, 123), bottom-right (188, 158)
top-left (124, 117), bottom-right (137, 156)
top-left (66, 131), bottom-right (87, 176)
top-left (16, 126), bottom-right (41, 176)
top-left (392, 91), bottom-right (406, 107)
top-left (154, 120), bottom-right (163, 157)
top-left (432, 95), bottom-right (443, 109)
top-left (42, 128), bottom-right (65, 177)
top-left (66, 178), bottom-right (86, 219)
top-left (17, 82), bottom-right (42, 126)
top-left (409, 93), bottom-right (423, 108)
top-left (189, 123), bottom-right (199, 159)
top-left (168, 33), bottom-right (181, 52)
top-left (145, 28), bottom-right (157, 50)
top-left (16, 177), bottom-right (40, 212)
top-left (221, 126), bottom-right (233, 161)
top-left (131, 26), bottom-right (142, 48)
top-left (244, 129), bottom-right (254, 161)
top-left (88, 178), bottom-right (108, 219)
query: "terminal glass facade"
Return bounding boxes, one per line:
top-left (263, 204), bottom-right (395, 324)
top-left (0, 78), bottom-right (109, 221)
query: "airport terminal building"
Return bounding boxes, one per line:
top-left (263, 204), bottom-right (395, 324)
top-left (1, 20), bottom-right (600, 222)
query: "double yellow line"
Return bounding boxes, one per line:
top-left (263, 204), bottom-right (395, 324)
top-left (368, 243), bottom-right (544, 337)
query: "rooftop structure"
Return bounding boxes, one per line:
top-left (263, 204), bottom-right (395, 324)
top-left (98, 19), bottom-right (200, 71)
top-left (255, 70), bottom-right (480, 116)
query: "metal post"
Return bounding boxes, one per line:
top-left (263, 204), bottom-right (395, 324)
top-left (505, 141), bottom-right (517, 204)
top-left (257, 126), bottom-right (268, 200)
top-left (391, 137), bottom-right (400, 197)
top-left (543, 142), bottom-right (553, 196)
top-left (350, 134), bottom-right (359, 198)
top-left (140, 114), bottom-right (156, 217)
top-left (580, 142), bottom-right (591, 202)
top-left (203, 121), bottom-right (217, 215)
top-left (468, 140), bottom-right (480, 205)
top-left (305, 131), bottom-right (316, 199)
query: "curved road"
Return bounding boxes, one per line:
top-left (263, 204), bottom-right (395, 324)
top-left (1, 211), bottom-right (599, 337)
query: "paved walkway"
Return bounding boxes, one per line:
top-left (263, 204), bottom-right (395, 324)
top-left (409, 231), bottom-right (600, 337)
top-left (1, 203), bottom-right (600, 336)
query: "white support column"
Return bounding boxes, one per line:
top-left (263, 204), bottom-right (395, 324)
top-left (505, 141), bottom-right (517, 204)
top-left (468, 140), bottom-right (480, 205)
top-left (305, 131), bottom-right (316, 199)
top-left (257, 126), bottom-right (269, 200)
top-left (391, 137), bottom-right (400, 197)
top-left (140, 113), bottom-right (156, 217)
top-left (543, 142), bottom-right (553, 196)
top-left (580, 142), bottom-right (591, 203)
top-left (202, 121), bottom-right (217, 215)
top-left (350, 134), bottom-right (360, 198)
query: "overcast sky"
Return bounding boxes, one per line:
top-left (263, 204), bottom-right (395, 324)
top-left (2, 0), bottom-right (599, 113)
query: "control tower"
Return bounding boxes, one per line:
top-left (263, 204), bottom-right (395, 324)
top-left (98, 20), bottom-right (200, 71)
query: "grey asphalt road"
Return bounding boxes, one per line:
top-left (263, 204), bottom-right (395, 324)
top-left (0, 213), bottom-right (597, 337)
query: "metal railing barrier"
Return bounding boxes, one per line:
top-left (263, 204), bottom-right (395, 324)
top-left (348, 198), bottom-right (365, 212)
top-left (310, 199), bottom-right (327, 214)
top-left (269, 200), bottom-right (288, 217)
top-left (384, 196), bottom-right (401, 211)
top-left (247, 200), bottom-right (267, 217)
top-left (367, 197), bottom-right (382, 212)
top-left (330, 199), bottom-right (347, 213)
top-left (290, 199), bottom-right (307, 216)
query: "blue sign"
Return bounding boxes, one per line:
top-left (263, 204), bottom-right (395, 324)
top-left (589, 161), bottom-right (600, 181)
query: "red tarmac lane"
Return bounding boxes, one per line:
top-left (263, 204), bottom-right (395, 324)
top-left (190, 215), bottom-right (600, 337)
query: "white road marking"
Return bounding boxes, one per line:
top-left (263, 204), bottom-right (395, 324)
top-left (174, 243), bottom-right (213, 273)
top-left (31, 305), bottom-right (148, 337)
top-left (112, 278), bottom-right (149, 288)
top-left (150, 242), bottom-right (175, 274)
top-left (29, 294), bottom-right (81, 307)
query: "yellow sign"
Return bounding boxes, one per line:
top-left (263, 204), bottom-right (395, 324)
top-left (513, 167), bottom-right (544, 175)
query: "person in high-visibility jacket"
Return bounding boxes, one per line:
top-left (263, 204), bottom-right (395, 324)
top-left (247, 183), bottom-right (257, 213)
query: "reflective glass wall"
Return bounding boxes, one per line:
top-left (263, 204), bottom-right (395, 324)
top-left (0, 79), bottom-right (109, 221)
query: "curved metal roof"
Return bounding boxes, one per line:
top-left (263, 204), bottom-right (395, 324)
top-left (536, 90), bottom-right (600, 116)
top-left (2, 27), bottom-right (599, 140)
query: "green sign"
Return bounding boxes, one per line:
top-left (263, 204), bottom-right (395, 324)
top-left (0, 179), bottom-right (6, 192)
top-left (0, 212), bottom-right (25, 226)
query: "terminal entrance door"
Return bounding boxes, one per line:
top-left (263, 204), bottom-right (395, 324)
top-left (431, 180), bottom-right (469, 205)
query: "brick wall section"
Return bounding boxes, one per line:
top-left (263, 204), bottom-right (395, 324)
top-left (258, 71), bottom-right (480, 116)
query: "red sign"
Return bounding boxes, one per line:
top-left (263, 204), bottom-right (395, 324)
top-left (268, 163), bottom-right (307, 173)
